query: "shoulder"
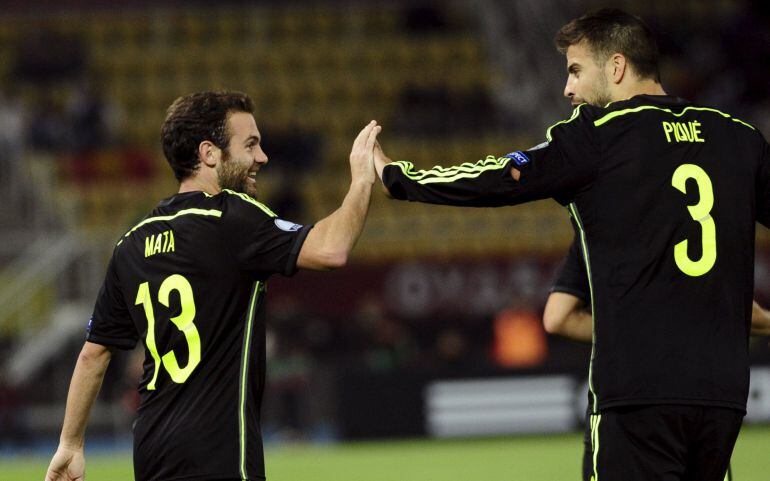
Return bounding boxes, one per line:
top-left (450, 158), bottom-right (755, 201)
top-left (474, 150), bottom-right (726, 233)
top-left (215, 190), bottom-right (283, 234)
top-left (217, 189), bottom-right (278, 218)
top-left (593, 97), bottom-right (758, 133)
top-left (545, 103), bottom-right (602, 142)
top-left (679, 102), bottom-right (758, 132)
top-left (115, 192), bottom-right (243, 251)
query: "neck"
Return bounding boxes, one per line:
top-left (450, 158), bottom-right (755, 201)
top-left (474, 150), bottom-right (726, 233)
top-left (178, 176), bottom-right (221, 195)
top-left (614, 79), bottom-right (666, 102)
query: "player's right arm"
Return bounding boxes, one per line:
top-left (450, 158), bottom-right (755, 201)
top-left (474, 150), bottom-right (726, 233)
top-left (375, 144), bottom-right (522, 207)
top-left (375, 105), bottom-right (599, 207)
top-left (297, 121), bottom-right (380, 270)
top-left (45, 341), bottom-right (112, 481)
top-left (47, 252), bottom-right (137, 481)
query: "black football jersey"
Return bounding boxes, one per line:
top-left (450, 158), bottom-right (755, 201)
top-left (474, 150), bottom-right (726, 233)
top-left (384, 95), bottom-right (770, 414)
top-left (87, 190), bottom-right (312, 481)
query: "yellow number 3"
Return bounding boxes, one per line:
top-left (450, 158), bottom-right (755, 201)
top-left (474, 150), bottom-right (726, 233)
top-left (671, 164), bottom-right (716, 277)
top-left (135, 274), bottom-right (201, 390)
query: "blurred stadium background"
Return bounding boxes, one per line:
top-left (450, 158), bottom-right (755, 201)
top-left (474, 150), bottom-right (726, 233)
top-left (1, 0), bottom-right (769, 479)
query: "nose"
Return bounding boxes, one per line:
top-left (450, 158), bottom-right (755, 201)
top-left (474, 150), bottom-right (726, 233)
top-left (563, 80), bottom-right (573, 100)
top-left (255, 145), bottom-right (268, 165)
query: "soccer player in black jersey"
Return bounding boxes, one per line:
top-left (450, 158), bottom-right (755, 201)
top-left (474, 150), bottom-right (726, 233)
top-left (375, 8), bottom-right (770, 481)
top-left (45, 91), bottom-right (381, 481)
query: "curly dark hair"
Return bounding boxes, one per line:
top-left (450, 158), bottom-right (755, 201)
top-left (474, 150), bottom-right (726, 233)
top-left (555, 8), bottom-right (660, 82)
top-left (161, 91), bottom-right (255, 181)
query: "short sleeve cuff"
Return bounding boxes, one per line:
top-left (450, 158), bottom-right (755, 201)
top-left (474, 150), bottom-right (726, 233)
top-left (550, 285), bottom-right (589, 304)
top-left (86, 332), bottom-right (138, 350)
top-left (282, 224), bottom-right (314, 277)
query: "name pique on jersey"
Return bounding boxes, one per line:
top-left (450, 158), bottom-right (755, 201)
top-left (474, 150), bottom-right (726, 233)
top-left (662, 120), bottom-right (705, 143)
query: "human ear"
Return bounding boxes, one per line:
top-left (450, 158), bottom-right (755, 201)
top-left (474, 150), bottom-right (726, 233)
top-left (198, 141), bottom-right (220, 168)
top-left (610, 53), bottom-right (626, 84)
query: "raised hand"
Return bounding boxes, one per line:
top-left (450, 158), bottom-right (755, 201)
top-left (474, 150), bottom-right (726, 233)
top-left (349, 121), bottom-right (381, 186)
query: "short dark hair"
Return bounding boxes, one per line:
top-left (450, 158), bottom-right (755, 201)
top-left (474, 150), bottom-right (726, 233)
top-left (555, 8), bottom-right (660, 82)
top-left (161, 91), bottom-right (255, 181)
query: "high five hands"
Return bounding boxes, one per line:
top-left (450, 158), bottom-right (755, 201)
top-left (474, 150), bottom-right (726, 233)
top-left (350, 121), bottom-right (392, 197)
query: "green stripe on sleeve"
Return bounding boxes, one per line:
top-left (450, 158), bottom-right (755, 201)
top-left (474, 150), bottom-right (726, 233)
top-left (390, 156), bottom-right (511, 185)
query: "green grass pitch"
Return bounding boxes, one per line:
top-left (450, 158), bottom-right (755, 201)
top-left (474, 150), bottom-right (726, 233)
top-left (5, 425), bottom-right (769, 480)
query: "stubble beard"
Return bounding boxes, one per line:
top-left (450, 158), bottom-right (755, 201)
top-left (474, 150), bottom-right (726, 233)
top-left (588, 72), bottom-right (612, 108)
top-left (217, 150), bottom-right (258, 198)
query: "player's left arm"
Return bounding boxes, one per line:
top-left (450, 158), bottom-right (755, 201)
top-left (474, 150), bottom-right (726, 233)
top-left (46, 341), bottom-right (113, 481)
top-left (754, 133), bottom-right (770, 228)
top-left (543, 292), bottom-right (593, 342)
top-left (752, 134), bottom-right (770, 338)
top-left (752, 300), bottom-right (770, 336)
top-left (542, 237), bottom-right (592, 342)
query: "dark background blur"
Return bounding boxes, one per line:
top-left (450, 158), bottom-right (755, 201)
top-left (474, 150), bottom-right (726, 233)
top-left (0, 0), bottom-right (769, 452)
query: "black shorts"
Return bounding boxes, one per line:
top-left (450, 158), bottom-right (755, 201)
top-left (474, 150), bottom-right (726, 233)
top-left (584, 405), bottom-right (742, 481)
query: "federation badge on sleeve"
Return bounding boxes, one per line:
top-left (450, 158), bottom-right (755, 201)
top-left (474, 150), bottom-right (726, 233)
top-left (504, 151), bottom-right (530, 167)
top-left (274, 219), bottom-right (303, 232)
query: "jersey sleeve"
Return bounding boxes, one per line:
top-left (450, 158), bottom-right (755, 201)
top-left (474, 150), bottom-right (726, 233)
top-left (223, 194), bottom-right (313, 278)
top-left (756, 134), bottom-right (770, 227)
top-left (86, 253), bottom-right (139, 350)
top-left (550, 237), bottom-right (590, 305)
top-left (382, 156), bottom-right (520, 206)
top-left (382, 105), bottom-right (601, 207)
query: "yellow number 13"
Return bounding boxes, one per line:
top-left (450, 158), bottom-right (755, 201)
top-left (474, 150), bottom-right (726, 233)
top-left (671, 164), bottom-right (716, 277)
top-left (135, 274), bottom-right (201, 390)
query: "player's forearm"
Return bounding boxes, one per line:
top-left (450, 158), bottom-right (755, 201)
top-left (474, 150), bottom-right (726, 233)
top-left (556, 310), bottom-right (593, 343)
top-left (752, 301), bottom-right (770, 336)
top-left (543, 292), bottom-right (592, 343)
top-left (58, 342), bottom-right (112, 449)
top-left (301, 180), bottom-right (373, 269)
top-left (382, 156), bottom-right (516, 207)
